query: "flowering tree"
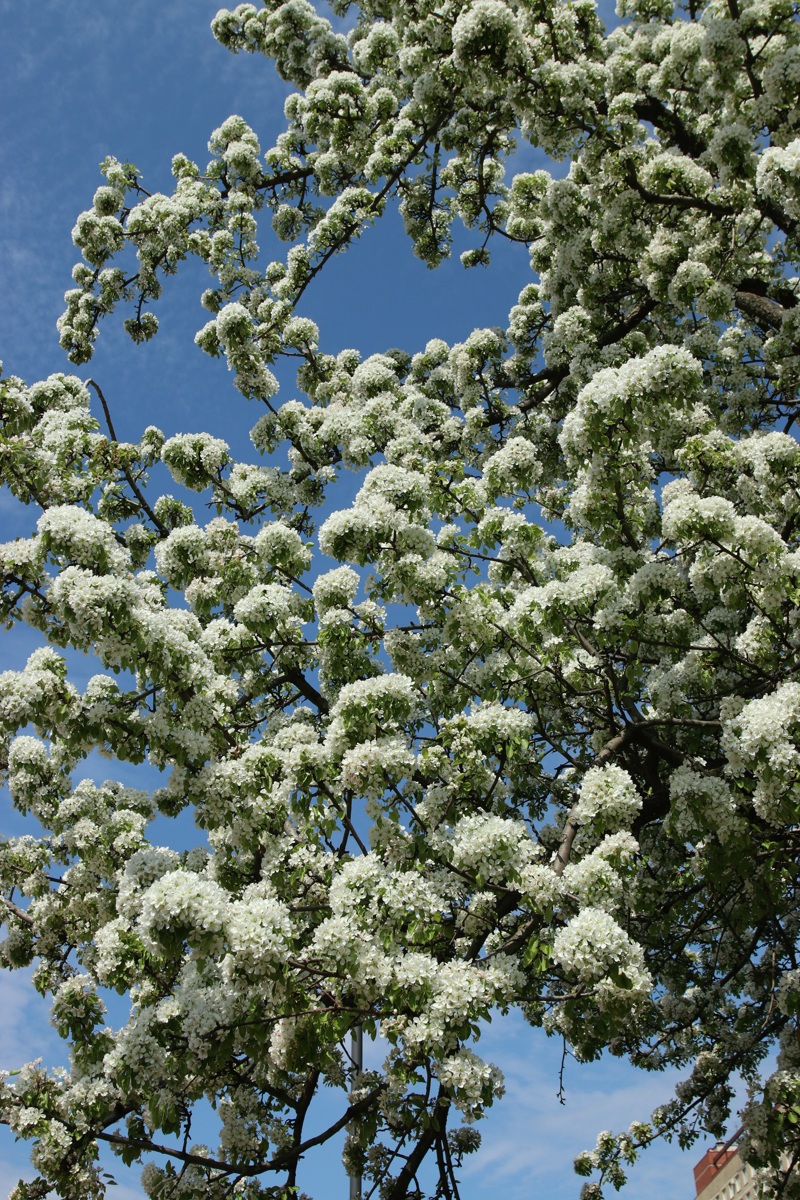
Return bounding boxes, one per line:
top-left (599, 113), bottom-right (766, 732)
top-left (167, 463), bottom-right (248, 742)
top-left (2, 0), bottom-right (800, 1196)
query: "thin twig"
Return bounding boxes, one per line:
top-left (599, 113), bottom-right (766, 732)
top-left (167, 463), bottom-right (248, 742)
top-left (86, 378), bottom-right (168, 536)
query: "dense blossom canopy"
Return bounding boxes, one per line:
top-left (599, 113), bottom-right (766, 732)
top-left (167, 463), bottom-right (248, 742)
top-left (2, 0), bottom-right (800, 1196)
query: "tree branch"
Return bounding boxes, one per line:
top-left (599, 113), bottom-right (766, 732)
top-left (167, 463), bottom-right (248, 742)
top-left (94, 1086), bottom-right (386, 1180)
top-left (385, 1093), bottom-right (449, 1200)
top-left (517, 297), bottom-right (656, 413)
top-left (86, 379), bottom-right (168, 537)
top-left (735, 285), bottom-right (796, 331)
top-left (2, 897), bottom-right (34, 928)
top-left (485, 720), bottom-right (688, 961)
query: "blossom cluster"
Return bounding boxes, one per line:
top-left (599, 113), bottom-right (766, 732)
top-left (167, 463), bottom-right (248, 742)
top-left (3, 0), bottom-right (800, 1194)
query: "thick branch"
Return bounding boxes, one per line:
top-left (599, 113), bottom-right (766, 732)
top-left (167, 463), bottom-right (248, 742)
top-left (385, 1093), bottom-right (449, 1200)
top-left (632, 95), bottom-right (707, 159)
top-left (626, 172), bottom-right (734, 217)
top-left (517, 297), bottom-right (656, 413)
top-left (631, 95), bottom-right (797, 235)
top-left (735, 286), bottom-right (795, 331)
top-left (552, 727), bottom-right (640, 876)
top-left (2, 897), bottom-right (34, 928)
top-left (282, 666), bottom-right (329, 715)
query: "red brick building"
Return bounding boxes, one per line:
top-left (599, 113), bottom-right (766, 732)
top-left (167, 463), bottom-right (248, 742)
top-left (693, 1134), bottom-right (759, 1200)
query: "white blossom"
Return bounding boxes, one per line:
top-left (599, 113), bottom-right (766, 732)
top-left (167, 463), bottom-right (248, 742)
top-left (4, 0), bottom-right (800, 1192)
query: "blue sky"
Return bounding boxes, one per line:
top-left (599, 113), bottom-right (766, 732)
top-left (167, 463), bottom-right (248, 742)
top-left (0, 2), bottom-right (732, 1197)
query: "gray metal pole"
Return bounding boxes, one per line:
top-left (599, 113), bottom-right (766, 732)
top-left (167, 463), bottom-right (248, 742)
top-left (349, 1024), bottom-right (363, 1200)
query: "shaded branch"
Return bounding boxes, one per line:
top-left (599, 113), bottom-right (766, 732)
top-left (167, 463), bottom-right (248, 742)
top-left (385, 1093), bottom-right (449, 1200)
top-left (271, 1083), bottom-right (385, 1170)
top-left (487, 720), bottom-right (687, 960)
top-left (517, 297), bottom-right (656, 413)
top-left (94, 1085), bottom-right (385, 1180)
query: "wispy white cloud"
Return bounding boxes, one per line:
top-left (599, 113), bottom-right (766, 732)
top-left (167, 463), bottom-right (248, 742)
top-left (0, 967), bottom-right (61, 1068)
top-left (0, 0), bottom-right (292, 391)
top-left (94, 1165), bottom-right (147, 1200)
top-left (0, 970), bottom-right (62, 1192)
top-left (457, 1012), bottom-right (695, 1200)
top-left (0, 1151), bottom-right (147, 1200)
top-left (0, 968), bottom-right (148, 1196)
top-left (0, 1154), bottom-right (39, 1193)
